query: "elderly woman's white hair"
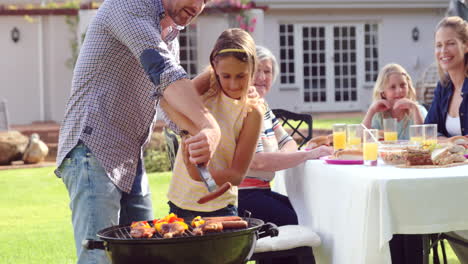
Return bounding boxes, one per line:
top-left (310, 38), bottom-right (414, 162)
top-left (256, 45), bottom-right (280, 83)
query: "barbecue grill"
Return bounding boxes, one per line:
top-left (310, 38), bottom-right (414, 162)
top-left (84, 217), bottom-right (278, 264)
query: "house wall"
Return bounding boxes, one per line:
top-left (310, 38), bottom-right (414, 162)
top-left (261, 8), bottom-right (445, 113)
top-left (0, 15), bottom-right (74, 125)
top-left (1, 2), bottom-right (448, 125)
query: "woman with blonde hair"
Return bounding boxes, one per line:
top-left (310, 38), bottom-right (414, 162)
top-left (362, 63), bottom-right (427, 139)
top-left (425, 16), bottom-right (468, 139)
top-left (425, 16), bottom-right (468, 263)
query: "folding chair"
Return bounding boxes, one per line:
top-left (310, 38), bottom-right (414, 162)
top-left (425, 233), bottom-right (468, 264)
top-left (272, 109), bottom-right (312, 149)
top-left (163, 127), bottom-right (179, 170)
top-left (250, 225), bottom-right (320, 264)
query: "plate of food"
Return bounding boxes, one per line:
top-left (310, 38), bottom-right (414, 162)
top-left (320, 150), bottom-right (363, 165)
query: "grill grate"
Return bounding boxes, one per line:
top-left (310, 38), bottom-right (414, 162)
top-left (102, 225), bottom-right (198, 240)
top-left (99, 218), bottom-right (262, 241)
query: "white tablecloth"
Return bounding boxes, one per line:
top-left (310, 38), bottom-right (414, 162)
top-left (273, 160), bottom-right (468, 264)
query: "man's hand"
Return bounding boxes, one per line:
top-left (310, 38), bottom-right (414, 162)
top-left (184, 127), bottom-right (220, 165)
top-left (246, 85), bottom-right (265, 111)
top-left (247, 86), bottom-right (259, 99)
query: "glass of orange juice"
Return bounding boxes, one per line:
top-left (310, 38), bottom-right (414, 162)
top-left (333, 124), bottom-right (347, 151)
top-left (409, 125), bottom-right (424, 145)
top-left (383, 118), bottom-right (398, 141)
top-left (346, 124), bottom-right (362, 149)
top-left (423, 124), bottom-right (437, 146)
top-left (363, 129), bottom-right (379, 166)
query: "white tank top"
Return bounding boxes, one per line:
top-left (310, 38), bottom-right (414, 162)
top-left (446, 114), bottom-right (462, 137)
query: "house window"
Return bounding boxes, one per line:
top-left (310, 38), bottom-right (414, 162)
top-left (333, 25), bottom-right (357, 102)
top-left (302, 26), bottom-right (326, 102)
top-left (279, 24), bottom-right (295, 84)
top-left (179, 25), bottom-right (198, 78)
top-left (364, 24), bottom-right (379, 83)
top-left (278, 22), bottom-right (380, 110)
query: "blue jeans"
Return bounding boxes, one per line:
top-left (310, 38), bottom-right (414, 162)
top-left (238, 189), bottom-right (298, 226)
top-left (57, 142), bottom-right (153, 264)
top-left (168, 201), bottom-right (237, 223)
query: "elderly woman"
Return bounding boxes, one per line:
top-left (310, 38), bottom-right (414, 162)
top-left (237, 46), bottom-right (332, 226)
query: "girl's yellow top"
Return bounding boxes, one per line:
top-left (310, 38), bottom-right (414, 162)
top-left (167, 82), bottom-right (249, 212)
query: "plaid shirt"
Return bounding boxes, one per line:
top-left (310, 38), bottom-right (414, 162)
top-left (56, 0), bottom-right (187, 193)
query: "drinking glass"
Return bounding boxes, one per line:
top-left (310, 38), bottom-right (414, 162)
top-left (383, 118), bottom-right (398, 141)
top-left (346, 124), bottom-right (362, 150)
top-left (409, 125), bottom-right (424, 145)
top-left (333, 124), bottom-right (347, 151)
top-left (423, 124), bottom-right (438, 146)
top-left (363, 129), bottom-right (379, 166)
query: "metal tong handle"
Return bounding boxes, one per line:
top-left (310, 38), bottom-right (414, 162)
top-left (196, 164), bottom-right (218, 193)
top-left (181, 130), bottom-right (219, 193)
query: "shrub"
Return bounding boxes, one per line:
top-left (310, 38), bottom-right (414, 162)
top-left (144, 132), bottom-right (171, 173)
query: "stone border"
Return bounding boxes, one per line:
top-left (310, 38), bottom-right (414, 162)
top-left (0, 161), bottom-right (56, 171)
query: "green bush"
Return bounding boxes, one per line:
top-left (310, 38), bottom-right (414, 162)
top-left (144, 149), bottom-right (171, 173)
top-left (144, 132), bottom-right (171, 173)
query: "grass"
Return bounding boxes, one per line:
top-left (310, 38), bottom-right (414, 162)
top-left (0, 167), bottom-right (171, 264)
top-left (283, 116), bottom-right (363, 130)
top-left (0, 167), bottom-right (461, 264)
top-left (313, 117), bottom-right (363, 129)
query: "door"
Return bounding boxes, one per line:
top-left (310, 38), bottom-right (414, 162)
top-left (299, 24), bottom-right (364, 111)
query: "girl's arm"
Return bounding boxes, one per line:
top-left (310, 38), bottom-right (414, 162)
top-left (393, 99), bottom-right (425, 124)
top-left (362, 100), bottom-right (390, 128)
top-left (209, 105), bottom-right (264, 186)
top-left (192, 70), bottom-right (212, 95)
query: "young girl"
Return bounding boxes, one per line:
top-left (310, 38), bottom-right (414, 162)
top-left (362, 63), bottom-right (427, 140)
top-left (165, 28), bottom-right (263, 219)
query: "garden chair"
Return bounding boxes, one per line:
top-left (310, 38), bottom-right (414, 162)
top-left (249, 110), bottom-right (319, 263)
top-left (425, 233), bottom-right (468, 264)
top-left (250, 224), bottom-right (320, 264)
top-left (163, 127), bottom-right (179, 171)
top-left (272, 109), bottom-right (312, 149)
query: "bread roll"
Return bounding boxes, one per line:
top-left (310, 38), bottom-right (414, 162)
top-left (448, 136), bottom-right (468, 154)
top-left (333, 149), bottom-right (363, 160)
top-left (449, 135), bottom-right (468, 145)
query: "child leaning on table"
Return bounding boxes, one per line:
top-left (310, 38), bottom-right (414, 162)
top-left (362, 63), bottom-right (427, 140)
top-left (166, 28), bottom-right (264, 220)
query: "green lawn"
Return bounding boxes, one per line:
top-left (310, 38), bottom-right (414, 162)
top-left (284, 116), bottom-right (363, 130)
top-left (0, 167), bottom-right (171, 264)
top-left (313, 117), bottom-right (363, 129)
top-left (0, 167), bottom-right (460, 263)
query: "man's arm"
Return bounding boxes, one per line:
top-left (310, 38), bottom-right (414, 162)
top-left (163, 79), bottom-right (220, 164)
top-left (104, 1), bottom-right (220, 163)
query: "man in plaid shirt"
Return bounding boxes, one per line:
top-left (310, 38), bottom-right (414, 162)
top-left (55, 0), bottom-right (219, 263)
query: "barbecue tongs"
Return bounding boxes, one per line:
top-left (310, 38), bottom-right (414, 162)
top-left (179, 130), bottom-right (217, 193)
top-left (160, 99), bottom-right (232, 204)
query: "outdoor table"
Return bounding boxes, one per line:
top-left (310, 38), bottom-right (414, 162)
top-left (273, 159), bottom-right (468, 264)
